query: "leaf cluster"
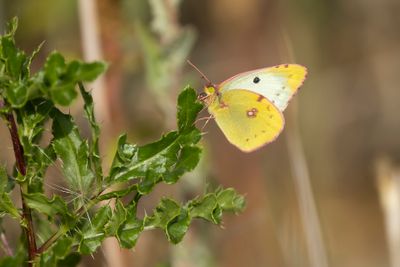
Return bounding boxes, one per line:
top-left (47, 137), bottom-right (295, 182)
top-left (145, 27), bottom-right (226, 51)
top-left (0, 18), bottom-right (245, 266)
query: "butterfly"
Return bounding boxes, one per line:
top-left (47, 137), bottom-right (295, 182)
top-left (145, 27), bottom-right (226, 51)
top-left (193, 63), bottom-right (307, 152)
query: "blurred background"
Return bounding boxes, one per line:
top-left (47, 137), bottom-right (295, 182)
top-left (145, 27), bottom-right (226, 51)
top-left (1, 0), bottom-right (400, 266)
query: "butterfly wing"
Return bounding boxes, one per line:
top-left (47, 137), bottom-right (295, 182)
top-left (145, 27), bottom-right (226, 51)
top-left (218, 64), bottom-right (307, 111)
top-left (208, 89), bottom-right (284, 152)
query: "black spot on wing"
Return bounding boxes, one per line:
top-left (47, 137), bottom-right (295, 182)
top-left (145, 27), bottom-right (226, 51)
top-left (253, 77), bottom-right (260, 83)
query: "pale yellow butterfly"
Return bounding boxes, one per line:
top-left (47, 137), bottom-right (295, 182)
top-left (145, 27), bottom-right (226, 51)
top-left (193, 63), bottom-right (307, 152)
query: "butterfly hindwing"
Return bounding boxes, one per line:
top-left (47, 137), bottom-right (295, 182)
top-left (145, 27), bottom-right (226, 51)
top-left (208, 89), bottom-right (284, 152)
top-left (218, 64), bottom-right (307, 111)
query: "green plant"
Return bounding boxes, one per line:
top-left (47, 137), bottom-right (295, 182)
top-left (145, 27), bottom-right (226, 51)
top-left (0, 18), bottom-right (244, 266)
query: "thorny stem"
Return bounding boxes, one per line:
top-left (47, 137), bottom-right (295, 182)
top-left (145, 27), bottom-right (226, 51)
top-left (2, 102), bottom-right (37, 265)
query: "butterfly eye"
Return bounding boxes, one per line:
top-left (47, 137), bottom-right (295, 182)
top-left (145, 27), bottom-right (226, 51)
top-left (253, 77), bottom-right (260, 84)
top-left (198, 92), bottom-right (208, 101)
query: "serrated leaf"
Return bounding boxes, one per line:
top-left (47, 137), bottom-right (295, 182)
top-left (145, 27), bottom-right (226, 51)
top-left (108, 88), bottom-right (202, 193)
top-left (56, 253), bottom-right (81, 267)
top-left (216, 188), bottom-right (246, 213)
top-left (163, 146), bottom-right (201, 184)
top-left (23, 193), bottom-right (72, 223)
top-left (0, 193), bottom-right (20, 220)
top-left (39, 236), bottom-right (75, 266)
top-left (78, 83), bottom-right (102, 180)
top-left (1, 37), bottom-right (27, 80)
top-left (166, 208), bottom-right (190, 244)
top-left (79, 205), bottom-right (111, 254)
top-left (52, 237), bottom-right (74, 259)
top-left (51, 109), bottom-right (95, 203)
top-left (42, 52), bottom-right (106, 106)
top-left (189, 194), bottom-right (221, 224)
top-left (44, 52), bottom-right (66, 85)
top-left (0, 165), bottom-right (8, 193)
top-left (24, 145), bottom-right (55, 194)
top-left (177, 86), bottom-right (203, 133)
top-left (4, 82), bottom-right (28, 107)
top-left (19, 99), bottom-right (53, 145)
top-left (144, 198), bottom-right (190, 244)
top-left (74, 62), bottom-right (107, 81)
top-left (116, 203), bottom-right (143, 248)
top-left (26, 41), bottom-right (44, 76)
top-left (97, 184), bottom-right (136, 201)
top-left (105, 199), bottom-right (127, 236)
top-left (5, 17), bottom-right (18, 37)
top-left (145, 198), bottom-right (181, 229)
top-left (50, 83), bottom-right (78, 106)
top-left (109, 129), bottom-right (201, 194)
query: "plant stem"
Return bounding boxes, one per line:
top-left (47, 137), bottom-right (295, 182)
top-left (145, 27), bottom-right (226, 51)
top-left (4, 107), bottom-right (37, 265)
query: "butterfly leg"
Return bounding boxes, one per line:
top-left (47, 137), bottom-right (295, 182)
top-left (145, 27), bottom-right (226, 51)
top-left (201, 115), bottom-right (214, 130)
top-left (194, 115), bottom-right (214, 130)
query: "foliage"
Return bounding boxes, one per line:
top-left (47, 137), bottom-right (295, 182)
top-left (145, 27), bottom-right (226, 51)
top-left (0, 18), bottom-right (244, 266)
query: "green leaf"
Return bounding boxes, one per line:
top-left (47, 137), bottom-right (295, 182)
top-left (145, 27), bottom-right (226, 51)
top-left (42, 52), bottom-right (106, 106)
top-left (52, 237), bottom-right (74, 259)
top-left (4, 17), bottom-right (18, 37)
top-left (43, 52), bottom-right (79, 106)
top-left (145, 198), bottom-right (181, 229)
top-left (24, 145), bottom-right (56, 194)
top-left (108, 87), bottom-right (202, 190)
top-left (57, 253), bottom-right (81, 267)
top-left (39, 236), bottom-right (75, 266)
top-left (79, 205), bottom-right (112, 254)
top-left (23, 193), bottom-right (72, 223)
top-left (216, 188), bottom-right (246, 213)
top-left (97, 184), bottom-right (137, 201)
top-left (105, 199), bottom-right (127, 236)
top-left (50, 83), bottom-right (77, 106)
top-left (189, 194), bottom-right (221, 224)
top-left (51, 109), bottom-right (95, 203)
top-left (19, 99), bottom-right (53, 145)
top-left (0, 165), bottom-right (8, 193)
top-left (44, 52), bottom-right (66, 86)
top-left (117, 203), bottom-right (143, 248)
top-left (0, 164), bottom-right (12, 195)
top-left (26, 41), bottom-right (45, 76)
top-left (166, 208), bottom-right (190, 244)
top-left (163, 146), bottom-right (201, 184)
top-left (177, 86), bottom-right (203, 133)
top-left (143, 188), bottom-right (245, 245)
top-left (73, 61), bottom-right (107, 82)
top-left (1, 37), bottom-right (27, 80)
top-left (4, 82), bottom-right (28, 107)
top-left (78, 83), bottom-right (102, 181)
top-left (0, 193), bottom-right (20, 220)
top-left (144, 198), bottom-right (189, 244)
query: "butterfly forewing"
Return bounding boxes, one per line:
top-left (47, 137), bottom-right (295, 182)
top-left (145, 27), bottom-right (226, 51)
top-left (208, 89), bottom-right (284, 152)
top-left (218, 64), bottom-right (307, 111)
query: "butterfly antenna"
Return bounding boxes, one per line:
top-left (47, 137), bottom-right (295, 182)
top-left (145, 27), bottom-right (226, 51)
top-left (187, 60), bottom-right (213, 87)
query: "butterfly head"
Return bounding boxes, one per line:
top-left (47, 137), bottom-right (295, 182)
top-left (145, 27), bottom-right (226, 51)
top-left (198, 86), bottom-right (218, 106)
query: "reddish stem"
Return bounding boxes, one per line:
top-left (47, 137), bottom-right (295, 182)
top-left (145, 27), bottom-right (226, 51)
top-left (4, 109), bottom-right (37, 265)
